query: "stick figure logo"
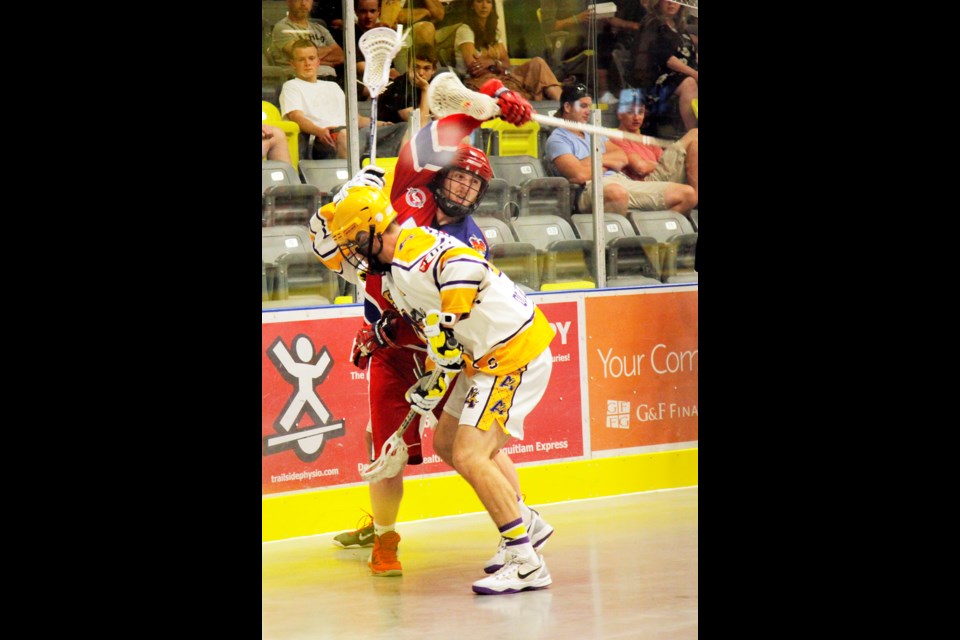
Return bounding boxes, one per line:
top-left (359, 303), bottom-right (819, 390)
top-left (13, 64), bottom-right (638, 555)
top-left (264, 334), bottom-right (345, 463)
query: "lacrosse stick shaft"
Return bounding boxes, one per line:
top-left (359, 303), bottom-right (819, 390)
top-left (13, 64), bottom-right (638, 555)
top-left (368, 98), bottom-right (379, 166)
top-left (530, 112), bottom-right (663, 146)
top-left (427, 71), bottom-right (670, 147)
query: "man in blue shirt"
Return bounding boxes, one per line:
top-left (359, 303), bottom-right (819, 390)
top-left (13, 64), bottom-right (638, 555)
top-left (544, 83), bottom-right (696, 214)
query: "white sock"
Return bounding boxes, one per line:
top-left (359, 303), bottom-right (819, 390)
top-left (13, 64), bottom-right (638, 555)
top-left (517, 496), bottom-right (533, 525)
top-left (508, 541), bottom-right (539, 564)
top-left (374, 522), bottom-right (396, 537)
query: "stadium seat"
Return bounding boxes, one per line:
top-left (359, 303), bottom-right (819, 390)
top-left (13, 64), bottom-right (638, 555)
top-left (474, 178), bottom-right (513, 220)
top-left (262, 259), bottom-right (272, 302)
top-left (509, 215), bottom-right (595, 289)
top-left (298, 159), bottom-right (351, 202)
top-left (262, 225), bottom-right (314, 265)
top-left (274, 252), bottom-right (337, 305)
top-left (262, 160), bottom-right (301, 193)
top-left (262, 100), bottom-right (300, 169)
top-left (474, 216), bottom-right (518, 248)
top-left (262, 225), bottom-right (333, 308)
top-left (511, 214), bottom-right (580, 251)
top-left (606, 236), bottom-right (663, 285)
top-left (570, 213), bottom-right (635, 242)
top-left (571, 213), bottom-right (661, 286)
top-left (262, 184), bottom-right (322, 227)
top-left (660, 233), bottom-right (698, 284)
top-left (489, 154), bottom-right (546, 184)
top-left (481, 119), bottom-right (540, 157)
top-left (541, 239), bottom-right (596, 288)
top-left (626, 210), bottom-right (696, 243)
top-left (489, 243), bottom-right (540, 293)
top-left (489, 155), bottom-right (572, 221)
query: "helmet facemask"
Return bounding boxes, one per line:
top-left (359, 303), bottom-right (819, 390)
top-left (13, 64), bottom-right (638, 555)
top-left (340, 226), bottom-right (391, 275)
top-left (433, 167), bottom-right (489, 218)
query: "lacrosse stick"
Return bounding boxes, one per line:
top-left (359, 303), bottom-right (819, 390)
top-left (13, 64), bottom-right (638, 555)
top-left (360, 323), bottom-right (460, 482)
top-left (358, 25), bottom-right (404, 166)
top-left (359, 364), bottom-right (444, 483)
top-left (428, 72), bottom-right (674, 147)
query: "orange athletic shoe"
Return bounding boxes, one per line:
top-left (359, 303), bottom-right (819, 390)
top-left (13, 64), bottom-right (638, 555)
top-left (368, 531), bottom-right (402, 577)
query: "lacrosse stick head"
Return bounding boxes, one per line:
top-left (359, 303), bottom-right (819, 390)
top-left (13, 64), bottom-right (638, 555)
top-left (428, 71), bottom-right (500, 120)
top-left (359, 26), bottom-right (404, 98)
top-left (359, 433), bottom-right (409, 482)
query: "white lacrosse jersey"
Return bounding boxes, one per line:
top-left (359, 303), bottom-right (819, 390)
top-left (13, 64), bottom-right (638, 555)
top-left (383, 226), bottom-right (555, 376)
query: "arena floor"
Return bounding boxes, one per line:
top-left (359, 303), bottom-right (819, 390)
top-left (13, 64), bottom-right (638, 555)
top-left (262, 486), bottom-right (698, 639)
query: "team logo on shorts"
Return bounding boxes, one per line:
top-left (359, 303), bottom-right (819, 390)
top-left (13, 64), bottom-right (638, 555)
top-left (465, 386), bottom-right (480, 408)
top-left (405, 188), bottom-right (427, 208)
top-left (498, 374), bottom-right (517, 391)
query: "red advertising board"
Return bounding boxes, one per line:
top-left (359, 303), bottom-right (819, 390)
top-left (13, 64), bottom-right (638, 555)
top-left (262, 299), bottom-right (584, 495)
top-left (585, 290), bottom-right (699, 451)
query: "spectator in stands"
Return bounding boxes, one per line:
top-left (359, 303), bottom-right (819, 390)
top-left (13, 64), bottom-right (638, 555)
top-left (595, 0), bottom-right (648, 102)
top-left (311, 0), bottom-right (345, 46)
top-left (272, 0), bottom-right (345, 81)
top-left (456, 0), bottom-right (562, 101)
top-left (377, 45), bottom-right (437, 130)
top-left (545, 82), bottom-right (696, 215)
top-left (632, 0), bottom-right (698, 132)
top-left (379, 0), bottom-right (445, 50)
top-left (607, 88), bottom-right (698, 201)
top-left (355, 0), bottom-right (402, 98)
top-left (262, 124), bottom-right (293, 163)
top-left (280, 40), bottom-right (399, 160)
top-left (539, 0), bottom-right (607, 82)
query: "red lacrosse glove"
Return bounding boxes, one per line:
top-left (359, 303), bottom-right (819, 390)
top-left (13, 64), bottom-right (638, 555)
top-left (478, 78), bottom-right (532, 127)
top-left (350, 309), bottom-right (401, 369)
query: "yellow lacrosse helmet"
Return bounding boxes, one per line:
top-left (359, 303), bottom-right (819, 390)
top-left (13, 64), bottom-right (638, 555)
top-left (330, 186), bottom-right (397, 248)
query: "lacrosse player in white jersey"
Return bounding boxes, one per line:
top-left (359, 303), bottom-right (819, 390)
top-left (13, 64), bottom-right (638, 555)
top-left (328, 185), bottom-right (557, 595)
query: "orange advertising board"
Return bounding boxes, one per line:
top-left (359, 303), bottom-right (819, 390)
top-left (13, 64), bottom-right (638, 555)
top-left (585, 290), bottom-right (698, 451)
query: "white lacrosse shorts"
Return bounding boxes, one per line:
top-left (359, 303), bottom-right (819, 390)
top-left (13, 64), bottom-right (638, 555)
top-left (442, 347), bottom-right (553, 440)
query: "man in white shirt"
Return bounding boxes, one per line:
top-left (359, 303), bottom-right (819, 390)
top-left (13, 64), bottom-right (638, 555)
top-left (280, 40), bottom-right (393, 159)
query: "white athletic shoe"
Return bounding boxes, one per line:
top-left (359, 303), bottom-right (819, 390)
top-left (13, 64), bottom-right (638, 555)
top-left (472, 553), bottom-right (552, 595)
top-left (483, 508), bottom-right (555, 574)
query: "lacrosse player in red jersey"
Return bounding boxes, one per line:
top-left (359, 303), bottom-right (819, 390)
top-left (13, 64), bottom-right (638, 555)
top-left (310, 77), bottom-right (554, 578)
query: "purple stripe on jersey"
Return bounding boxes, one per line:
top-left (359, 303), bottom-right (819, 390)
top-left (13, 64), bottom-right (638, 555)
top-left (485, 311), bottom-right (535, 352)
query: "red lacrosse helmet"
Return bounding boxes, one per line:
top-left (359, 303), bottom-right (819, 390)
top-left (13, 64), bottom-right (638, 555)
top-left (432, 144), bottom-right (494, 218)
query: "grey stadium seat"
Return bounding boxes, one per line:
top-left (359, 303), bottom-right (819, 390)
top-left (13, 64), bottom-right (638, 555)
top-left (262, 160), bottom-right (301, 193)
